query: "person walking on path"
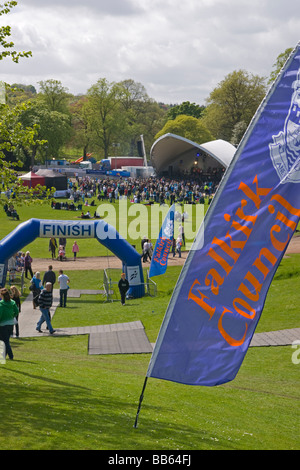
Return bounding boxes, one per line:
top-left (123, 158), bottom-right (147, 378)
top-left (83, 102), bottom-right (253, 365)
top-left (118, 273), bottom-right (129, 306)
top-left (42, 266), bottom-right (56, 292)
top-left (49, 238), bottom-right (57, 260)
top-left (58, 270), bottom-right (70, 308)
top-left (0, 288), bottom-right (19, 359)
top-left (178, 223), bottom-right (185, 246)
top-left (142, 239), bottom-right (151, 263)
top-left (30, 272), bottom-right (43, 309)
top-left (72, 241), bottom-right (79, 261)
top-left (36, 283), bottom-right (56, 334)
top-left (24, 251), bottom-right (33, 279)
top-left (42, 266), bottom-right (56, 321)
top-left (172, 238), bottom-right (176, 257)
top-left (176, 236), bottom-right (182, 258)
top-left (10, 285), bottom-right (21, 338)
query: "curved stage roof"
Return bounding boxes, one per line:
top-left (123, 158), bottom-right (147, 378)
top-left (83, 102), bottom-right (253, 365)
top-left (150, 133), bottom-right (236, 174)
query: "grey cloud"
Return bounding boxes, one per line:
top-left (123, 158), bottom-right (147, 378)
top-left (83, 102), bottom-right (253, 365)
top-left (20, 0), bottom-right (142, 16)
top-left (3, 0), bottom-right (300, 105)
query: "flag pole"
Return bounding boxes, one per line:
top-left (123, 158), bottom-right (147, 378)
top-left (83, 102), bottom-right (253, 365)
top-left (133, 376), bottom-right (148, 428)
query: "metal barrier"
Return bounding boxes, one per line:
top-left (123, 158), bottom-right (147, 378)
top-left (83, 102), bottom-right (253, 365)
top-left (103, 269), bottom-right (119, 302)
top-left (103, 268), bottom-right (157, 302)
top-left (8, 269), bottom-right (25, 295)
top-left (146, 270), bottom-right (157, 297)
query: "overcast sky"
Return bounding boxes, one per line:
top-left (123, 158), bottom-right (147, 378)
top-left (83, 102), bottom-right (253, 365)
top-left (1, 0), bottom-right (300, 104)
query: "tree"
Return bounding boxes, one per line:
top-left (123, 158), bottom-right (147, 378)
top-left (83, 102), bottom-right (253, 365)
top-left (0, 1), bottom-right (32, 63)
top-left (155, 114), bottom-right (214, 144)
top-left (34, 80), bottom-right (73, 160)
top-left (117, 79), bottom-right (165, 156)
top-left (0, 1), bottom-right (53, 207)
top-left (0, 102), bottom-right (53, 207)
top-left (201, 69), bottom-right (266, 142)
top-left (230, 120), bottom-right (247, 147)
top-left (269, 47), bottom-right (293, 84)
top-left (87, 78), bottom-right (126, 158)
top-left (6, 83), bottom-right (36, 106)
top-left (167, 101), bottom-right (205, 120)
top-left (38, 79), bottom-right (71, 113)
top-left (67, 96), bottom-right (92, 160)
top-left (19, 102), bottom-right (73, 164)
top-left (137, 99), bottom-right (166, 157)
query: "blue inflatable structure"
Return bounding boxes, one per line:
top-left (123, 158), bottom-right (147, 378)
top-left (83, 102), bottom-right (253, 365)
top-left (0, 218), bottom-right (145, 298)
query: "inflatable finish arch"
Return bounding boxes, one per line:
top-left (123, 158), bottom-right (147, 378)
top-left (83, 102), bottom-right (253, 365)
top-left (0, 219), bottom-right (145, 298)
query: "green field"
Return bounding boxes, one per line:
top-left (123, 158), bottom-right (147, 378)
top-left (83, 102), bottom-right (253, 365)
top-left (0, 200), bottom-right (299, 450)
top-left (0, 196), bottom-right (205, 257)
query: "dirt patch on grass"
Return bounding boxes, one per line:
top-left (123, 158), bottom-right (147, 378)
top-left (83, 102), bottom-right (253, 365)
top-left (31, 234), bottom-right (300, 272)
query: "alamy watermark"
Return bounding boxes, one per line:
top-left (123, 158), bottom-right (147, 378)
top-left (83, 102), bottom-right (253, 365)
top-left (0, 81), bottom-right (5, 104)
top-left (291, 340), bottom-right (300, 365)
top-left (95, 198), bottom-right (205, 247)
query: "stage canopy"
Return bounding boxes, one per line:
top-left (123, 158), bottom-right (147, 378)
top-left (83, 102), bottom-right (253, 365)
top-left (150, 133), bottom-right (236, 175)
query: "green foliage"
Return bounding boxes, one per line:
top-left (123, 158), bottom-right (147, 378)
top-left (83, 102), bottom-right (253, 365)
top-left (202, 69), bottom-right (267, 142)
top-left (0, 101), bottom-right (36, 154)
top-left (68, 78), bottom-right (165, 160)
top-left (269, 47), bottom-right (293, 84)
top-left (0, 1), bottom-right (32, 63)
top-left (0, 101), bottom-right (55, 206)
top-left (0, 157), bottom-right (54, 207)
top-left (167, 101), bottom-right (205, 120)
top-left (19, 102), bottom-right (73, 162)
top-left (117, 79), bottom-right (165, 155)
top-left (38, 79), bottom-right (71, 113)
top-left (87, 78), bottom-right (127, 158)
top-left (155, 114), bottom-right (214, 144)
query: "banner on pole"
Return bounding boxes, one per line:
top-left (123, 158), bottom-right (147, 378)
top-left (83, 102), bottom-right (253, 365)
top-left (146, 43), bottom-right (300, 386)
top-left (149, 204), bottom-right (175, 278)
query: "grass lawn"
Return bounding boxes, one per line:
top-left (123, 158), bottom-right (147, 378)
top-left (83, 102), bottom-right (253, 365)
top-left (0, 258), bottom-right (299, 450)
top-left (0, 200), bottom-right (299, 450)
top-left (0, 197), bottom-right (205, 258)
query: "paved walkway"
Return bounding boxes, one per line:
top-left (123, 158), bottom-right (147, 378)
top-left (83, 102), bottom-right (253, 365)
top-left (16, 289), bottom-right (153, 354)
top-left (17, 289), bottom-right (106, 338)
top-left (15, 290), bottom-right (300, 353)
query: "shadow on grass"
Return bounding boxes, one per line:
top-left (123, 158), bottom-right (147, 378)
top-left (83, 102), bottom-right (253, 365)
top-left (0, 367), bottom-right (234, 450)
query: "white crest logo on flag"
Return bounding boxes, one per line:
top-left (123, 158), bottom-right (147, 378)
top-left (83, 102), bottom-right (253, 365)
top-left (163, 220), bottom-right (174, 239)
top-left (269, 67), bottom-right (300, 184)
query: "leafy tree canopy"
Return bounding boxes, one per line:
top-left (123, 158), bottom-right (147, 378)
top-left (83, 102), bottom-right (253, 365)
top-left (201, 69), bottom-right (266, 142)
top-left (167, 101), bottom-right (205, 120)
top-left (268, 47), bottom-right (293, 84)
top-left (0, 1), bottom-right (32, 63)
top-left (155, 114), bottom-right (214, 145)
top-left (0, 1), bottom-right (53, 207)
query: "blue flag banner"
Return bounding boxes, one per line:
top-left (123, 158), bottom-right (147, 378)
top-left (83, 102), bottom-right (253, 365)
top-left (149, 204), bottom-right (175, 278)
top-left (146, 44), bottom-right (300, 386)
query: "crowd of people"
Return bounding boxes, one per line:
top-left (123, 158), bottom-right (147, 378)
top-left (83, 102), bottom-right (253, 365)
top-left (0, 260), bottom-right (72, 360)
top-left (48, 237), bottom-right (80, 261)
top-left (28, 265), bottom-right (70, 327)
top-left (1, 168), bottom-right (226, 360)
top-left (6, 239), bottom-right (79, 284)
top-left (60, 167), bottom-right (225, 207)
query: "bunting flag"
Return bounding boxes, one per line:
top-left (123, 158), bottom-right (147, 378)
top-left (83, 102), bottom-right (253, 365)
top-left (146, 44), bottom-right (300, 386)
top-left (149, 204), bottom-right (175, 278)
